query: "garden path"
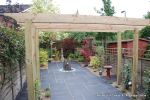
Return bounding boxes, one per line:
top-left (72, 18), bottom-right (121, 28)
top-left (40, 62), bottom-right (130, 100)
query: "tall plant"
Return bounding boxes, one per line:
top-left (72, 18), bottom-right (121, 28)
top-left (95, 0), bottom-right (115, 16)
top-left (123, 64), bottom-right (131, 89)
top-left (144, 70), bottom-right (150, 100)
top-left (94, 0), bottom-right (116, 47)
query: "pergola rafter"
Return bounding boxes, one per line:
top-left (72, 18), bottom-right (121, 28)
top-left (3, 13), bottom-right (149, 100)
top-left (4, 13), bottom-right (150, 31)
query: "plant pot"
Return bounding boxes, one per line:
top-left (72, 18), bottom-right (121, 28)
top-left (99, 70), bottom-right (102, 75)
top-left (124, 84), bottom-right (129, 90)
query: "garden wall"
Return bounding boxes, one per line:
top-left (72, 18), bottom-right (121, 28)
top-left (0, 63), bottom-right (26, 100)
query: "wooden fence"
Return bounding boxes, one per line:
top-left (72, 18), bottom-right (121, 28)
top-left (0, 62), bottom-right (26, 100)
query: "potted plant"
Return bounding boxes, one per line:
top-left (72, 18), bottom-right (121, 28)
top-left (40, 88), bottom-right (51, 100)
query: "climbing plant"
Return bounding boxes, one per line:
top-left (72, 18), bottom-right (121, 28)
top-left (144, 70), bottom-right (150, 100)
top-left (0, 26), bottom-right (24, 89)
top-left (123, 63), bottom-right (131, 90)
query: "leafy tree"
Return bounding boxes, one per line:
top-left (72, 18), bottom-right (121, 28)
top-left (122, 30), bottom-right (134, 40)
top-left (94, 0), bottom-right (116, 47)
top-left (95, 0), bottom-right (115, 16)
top-left (6, 0), bottom-right (11, 5)
top-left (144, 11), bottom-right (150, 19)
top-left (31, 0), bottom-right (59, 13)
top-left (140, 26), bottom-right (150, 39)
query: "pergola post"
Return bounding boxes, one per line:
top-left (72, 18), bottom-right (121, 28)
top-left (117, 32), bottom-right (122, 85)
top-left (131, 29), bottom-right (139, 94)
top-left (25, 19), bottom-right (36, 100)
top-left (35, 29), bottom-right (40, 80)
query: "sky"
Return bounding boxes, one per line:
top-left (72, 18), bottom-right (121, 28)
top-left (0, 0), bottom-right (150, 18)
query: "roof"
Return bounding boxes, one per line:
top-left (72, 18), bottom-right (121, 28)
top-left (108, 38), bottom-right (150, 44)
top-left (0, 4), bottom-right (31, 13)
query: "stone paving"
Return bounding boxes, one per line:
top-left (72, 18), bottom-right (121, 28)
top-left (40, 62), bottom-right (130, 100)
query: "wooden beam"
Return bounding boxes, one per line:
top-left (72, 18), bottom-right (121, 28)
top-left (39, 28), bottom-right (120, 32)
top-left (31, 26), bottom-right (37, 79)
top-left (132, 29), bottom-right (139, 94)
top-left (3, 13), bottom-right (150, 26)
top-left (117, 32), bottom-right (122, 85)
top-left (34, 23), bottom-right (144, 32)
top-left (35, 29), bottom-right (40, 80)
top-left (25, 19), bottom-right (35, 100)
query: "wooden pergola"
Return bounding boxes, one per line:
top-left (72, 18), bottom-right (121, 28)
top-left (4, 13), bottom-right (150, 100)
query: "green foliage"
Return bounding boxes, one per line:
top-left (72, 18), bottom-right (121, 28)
top-left (123, 64), bottom-right (131, 89)
top-left (68, 32), bottom-right (97, 42)
top-left (0, 26), bottom-right (24, 88)
top-left (39, 48), bottom-right (48, 66)
top-left (144, 44), bottom-right (150, 59)
top-left (39, 32), bottom-right (54, 49)
top-left (94, 0), bottom-right (116, 47)
top-left (68, 53), bottom-right (75, 60)
top-left (95, 0), bottom-right (115, 16)
top-left (31, 0), bottom-right (59, 13)
top-left (0, 26), bottom-right (24, 63)
top-left (78, 56), bottom-right (84, 62)
top-left (68, 51), bottom-right (84, 62)
top-left (95, 46), bottom-right (104, 57)
top-left (122, 30), bottom-right (134, 40)
top-left (95, 46), bottom-right (104, 66)
top-left (53, 50), bottom-right (60, 61)
top-left (35, 79), bottom-right (41, 99)
top-left (90, 56), bottom-right (101, 69)
top-left (144, 70), bottom-right (150, 100)
top-left (140, 26), bottom-right (150, 39)
top-left (144, 11), bottom-right (150, 19)
top-left (95, 32), bottom-right (116, 47)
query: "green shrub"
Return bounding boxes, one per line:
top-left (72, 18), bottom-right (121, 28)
top-left (78, 56), bottom-right (84, 62)
top-left (39, 48), bottom-right (48, 66)
top-left (90, 56), bottom-right (101, 69)
top-left (68, 53), bottom-right (75, 60)
top-left (144, 44), bottom-right (150, 59)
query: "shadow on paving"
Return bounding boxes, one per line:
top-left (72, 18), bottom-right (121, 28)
top-left (16, 82), bottom-right (28, 100)
top-left (40, 61), bottom-right (130, 100)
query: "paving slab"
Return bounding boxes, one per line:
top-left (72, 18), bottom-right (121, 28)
top-left (40, 62), bottom-right (130, 100)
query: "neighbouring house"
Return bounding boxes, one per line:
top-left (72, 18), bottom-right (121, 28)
top-left (107, 38), bottom-right (150, 57)
top-left (0, 4), bottom-right (31, 13)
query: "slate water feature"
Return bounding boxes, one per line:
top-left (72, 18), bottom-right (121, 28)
top-left (59, 60), bottom-right (76, 72)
